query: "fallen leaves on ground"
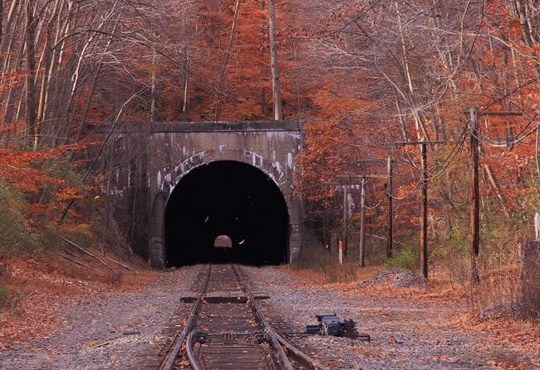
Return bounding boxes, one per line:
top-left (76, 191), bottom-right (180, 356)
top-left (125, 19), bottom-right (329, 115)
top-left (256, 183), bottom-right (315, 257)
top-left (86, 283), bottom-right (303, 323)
top-left (282, 264), bottom-right (540, 365)
top-left (0, 253), bottom-right (157, 349)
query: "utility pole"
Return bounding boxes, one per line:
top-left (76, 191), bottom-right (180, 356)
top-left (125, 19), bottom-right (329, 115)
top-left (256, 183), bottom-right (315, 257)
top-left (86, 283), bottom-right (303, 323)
top-left (467, 107), bottom-right (522, 284)
top-left (342, 184), bottom-right (348, 257)
top-left (470, 106), bottom-right (480, 284)
top-left (337, 173), bottom-right (386, 266)
top-left (359, 176), bottom-right (366, 267)
top-left (322, 181), bottom-right (353, 260)
top-left (420, 142), bottom-right (428, 278)
top-left (387, 157), bottom-right (394, 259)
top-left (341, 185), bottom-right (349, 255)
top-left (394, 140), bottom-right (444, 279)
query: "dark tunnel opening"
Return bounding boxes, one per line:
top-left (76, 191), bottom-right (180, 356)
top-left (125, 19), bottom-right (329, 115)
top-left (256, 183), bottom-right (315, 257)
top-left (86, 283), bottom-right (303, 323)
top-left (165, 160), bottom-right (290, 267)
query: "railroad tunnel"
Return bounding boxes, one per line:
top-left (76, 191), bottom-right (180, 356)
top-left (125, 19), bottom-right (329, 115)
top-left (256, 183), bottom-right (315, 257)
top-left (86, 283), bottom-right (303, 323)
top-left (164, 160), bottom-right (290, 266)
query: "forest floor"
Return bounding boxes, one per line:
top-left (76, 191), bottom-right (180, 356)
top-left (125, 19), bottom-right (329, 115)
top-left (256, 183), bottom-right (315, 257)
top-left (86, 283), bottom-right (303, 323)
top-left (246, 266), bottom-right (540, 369)
top-left (0, 254), bottom-right (539, 369)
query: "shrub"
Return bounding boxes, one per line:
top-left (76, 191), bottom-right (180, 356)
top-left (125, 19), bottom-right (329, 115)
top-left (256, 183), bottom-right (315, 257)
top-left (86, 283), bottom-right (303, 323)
top-left (0, 183), bottom-right (40, 256)
top-left (0, 284), bottom-right (22, 313)
top-left (0, 285), bottom-right (13, 310)
top-left (0, 286), bottom-right (9, 305)
top-left (385, 246), bottom-right (418, 271)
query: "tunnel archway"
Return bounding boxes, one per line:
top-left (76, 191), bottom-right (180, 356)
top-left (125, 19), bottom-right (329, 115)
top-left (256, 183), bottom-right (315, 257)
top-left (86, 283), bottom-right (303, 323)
top-left (165, 160), bottom-right (290, 266)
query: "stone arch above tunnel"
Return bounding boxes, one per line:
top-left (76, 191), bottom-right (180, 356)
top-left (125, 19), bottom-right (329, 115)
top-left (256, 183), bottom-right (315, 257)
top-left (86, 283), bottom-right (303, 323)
top-left (135, 120), bottom-right (304, 268)
top-left (177, 148), bottom-right (290, 186)
top-left (97, 121), bottom-right (303, 267)
top-left (161, 148), bottom-right (294, 204)
top-left (163, 160), bottom-right (290, 267)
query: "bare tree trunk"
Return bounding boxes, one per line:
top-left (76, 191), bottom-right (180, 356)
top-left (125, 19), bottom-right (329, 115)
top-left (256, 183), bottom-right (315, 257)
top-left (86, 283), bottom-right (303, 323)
top-left (37, 0), bottom-right (65, 131)
top-left (0, 0), bottom-right (3, 47)
top-left (483, 164), bottom-right (509, 216)
top-left (75, 19), bottom-right (119, 141)
top-left (213, 0), bottom-right (240, 121)
top-left (74, 65), bottom-right (101, 142)
top-left (25, 0), bottom-right (37, 149)
top-left (513, 0), bottom-right (540, 94)
top-left (54, 4), bottom-right (117, 145)
top-left (514, 0), bottom-right (535, 46)
top-left (394, 1), bottom-right (429, 141)
top-left (182, 66), bottom-right (189, 120)
top-left (268, 0), bottom-right (283, 120)
top-left (181, 7), bottom-right (189, 121)
top-left (37, 28), bottom-right (51, 127)
top-left (150, 48), bottom-right (157, 121)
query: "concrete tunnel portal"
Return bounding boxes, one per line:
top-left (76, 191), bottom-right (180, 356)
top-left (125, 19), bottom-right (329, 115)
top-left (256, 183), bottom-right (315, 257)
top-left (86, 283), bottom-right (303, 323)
top-left (164, 160), bottom-right (290, 267)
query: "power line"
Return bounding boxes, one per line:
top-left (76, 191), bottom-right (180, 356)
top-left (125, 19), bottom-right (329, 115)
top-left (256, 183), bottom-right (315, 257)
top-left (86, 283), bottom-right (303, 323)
top-left (385, 122), bottom-right (468, 200)
top-left (471, 110), bottom-right (539, 147)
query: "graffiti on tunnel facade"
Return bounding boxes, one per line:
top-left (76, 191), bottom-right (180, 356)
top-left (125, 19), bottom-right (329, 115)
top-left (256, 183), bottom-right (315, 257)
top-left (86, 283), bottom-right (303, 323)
top-left (102, 120), bottom-right (303, 267)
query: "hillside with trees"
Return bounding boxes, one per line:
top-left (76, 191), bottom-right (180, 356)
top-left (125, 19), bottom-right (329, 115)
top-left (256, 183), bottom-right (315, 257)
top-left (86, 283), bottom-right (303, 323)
top-left (1, 0), bottom-right (540, 333)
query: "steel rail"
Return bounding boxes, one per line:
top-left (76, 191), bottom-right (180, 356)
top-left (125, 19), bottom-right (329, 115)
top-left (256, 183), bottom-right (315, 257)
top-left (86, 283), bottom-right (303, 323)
top-left (186, 330), bottom-right (204, 370)
top-left (161, 264), bottom-right (331, 370)
top-left (274, 332), bottom-right (330, 370)
top-left (186, 265), bottom-right (284, 370)
top-left (158, 265), bottom-right (211, 370)
top-left (234, 266), bottom-right (330, 370)
top-left (238, 280), bottom-right (294, 369)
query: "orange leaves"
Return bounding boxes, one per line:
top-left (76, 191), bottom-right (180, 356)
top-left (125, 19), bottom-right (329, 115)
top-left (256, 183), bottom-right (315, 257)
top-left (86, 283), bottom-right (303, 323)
top-left (0, 145), bottom-right (77, 192)
top-left (0, 70), bottom-right (28, 93)
top-left (310, 79), bottom-right (371, 119)
top-left (0, 144), bottom-right (90, 226)
top-left (0, 154), bottom-right (57, 194)
top-left (56, 187), bottom-right (85, 202)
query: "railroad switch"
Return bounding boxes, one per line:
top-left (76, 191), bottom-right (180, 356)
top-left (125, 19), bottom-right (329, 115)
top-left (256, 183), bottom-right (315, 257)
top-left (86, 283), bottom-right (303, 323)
top-left (306, 313), bottom-right (370, 341)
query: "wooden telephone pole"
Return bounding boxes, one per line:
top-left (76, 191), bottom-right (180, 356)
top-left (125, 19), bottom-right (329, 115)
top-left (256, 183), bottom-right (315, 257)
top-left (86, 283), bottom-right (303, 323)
top-left (342, 184), bottom-right (348, 257)
top-left (395, 140), bottom-right (444, 279)
top-left (322, 181), bottom-right (353, 260)
top-left (387, 157), bottom-right (394, 259)
top-left (469, 107), bottom-right (480, 284)
top-left (420, 142), bottom-right (428, 278)
top-left (468, 107), bottom-right (522, 284)
top-left (359, 176), bottom-right (366, 267)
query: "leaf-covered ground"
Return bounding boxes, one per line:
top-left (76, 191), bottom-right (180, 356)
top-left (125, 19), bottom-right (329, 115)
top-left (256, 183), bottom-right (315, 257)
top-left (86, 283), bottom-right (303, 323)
top-left (0, 255), bottom-right (199, 369)
top-left (246, 266), bottom-right (540, 369)
top-left (0, 258), bottom-right (539, 369)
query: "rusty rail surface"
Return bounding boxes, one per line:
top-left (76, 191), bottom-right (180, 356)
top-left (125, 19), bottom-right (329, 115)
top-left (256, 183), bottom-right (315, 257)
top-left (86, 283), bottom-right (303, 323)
top-left (159, 264), bottom-right (330, 370)
top-left (158, 265), bottom-right (211, 370)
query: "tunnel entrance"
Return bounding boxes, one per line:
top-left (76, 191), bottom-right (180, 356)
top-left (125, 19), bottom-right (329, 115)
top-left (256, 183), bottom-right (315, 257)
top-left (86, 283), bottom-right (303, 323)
top-left (165, 160), bottom-right (290, 266)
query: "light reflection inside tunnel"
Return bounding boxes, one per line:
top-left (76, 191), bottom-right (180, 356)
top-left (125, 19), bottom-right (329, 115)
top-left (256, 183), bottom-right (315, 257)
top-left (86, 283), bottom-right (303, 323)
top-left (164, 160), bottom-right (289, 266)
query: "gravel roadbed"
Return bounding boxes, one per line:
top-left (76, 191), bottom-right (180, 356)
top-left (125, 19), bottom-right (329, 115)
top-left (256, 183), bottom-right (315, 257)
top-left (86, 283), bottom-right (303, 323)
top-left (0, 265), bottom-right (201, 370)
top-left (244, 266), bottom-right (540, 370)
top-left (1, 265), bottom-right (539, 369)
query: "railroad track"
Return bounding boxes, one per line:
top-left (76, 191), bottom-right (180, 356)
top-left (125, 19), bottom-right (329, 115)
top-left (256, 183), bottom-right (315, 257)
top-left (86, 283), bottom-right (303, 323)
top-left (158, 264), bottom-right (330, 370)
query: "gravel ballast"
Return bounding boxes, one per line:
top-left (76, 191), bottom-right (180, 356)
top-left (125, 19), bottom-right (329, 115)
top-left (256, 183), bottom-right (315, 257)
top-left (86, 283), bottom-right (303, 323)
top-left (1, 264), bottom-right (539, 369)
top-left (244, 266), bottom-right (540, 370)
top-left (0, 266), bottom-right (201, 370)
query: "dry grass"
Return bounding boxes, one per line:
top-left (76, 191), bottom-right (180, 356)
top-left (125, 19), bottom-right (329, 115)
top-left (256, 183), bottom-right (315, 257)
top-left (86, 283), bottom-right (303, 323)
top-left (286, 261), bottom-right (378, 284)
top-left (465, 241), bottom-right (523, 318)
top-left (286, 254), bottom-right (540, 365)
top-left (466, 314), bottom-right (540, 362)
top-left (467, 264), bottom-right (521, 316)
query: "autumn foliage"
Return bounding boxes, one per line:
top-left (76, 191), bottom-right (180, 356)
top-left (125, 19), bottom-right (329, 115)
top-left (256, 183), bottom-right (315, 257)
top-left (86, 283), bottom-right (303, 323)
top-left (1, 0), bottom-right (540, 294)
